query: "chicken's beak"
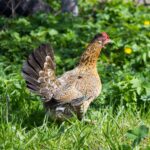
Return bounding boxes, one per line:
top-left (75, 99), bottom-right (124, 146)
top-left (107, 39), bottom-right (113, 43)
top-left (102, 39), bottom-right (112, 47)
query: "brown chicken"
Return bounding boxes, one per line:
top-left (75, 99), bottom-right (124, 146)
top-left (22, 32), bottom-right (110, 121)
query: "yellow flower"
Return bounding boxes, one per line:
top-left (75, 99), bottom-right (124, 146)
top-left (124, 48), bottom-right (132, 54)
top-left (144, 21), bottom-right (150, 26)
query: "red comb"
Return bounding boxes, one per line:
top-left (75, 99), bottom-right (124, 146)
top-left (101, 32), bottom-right (109, 39)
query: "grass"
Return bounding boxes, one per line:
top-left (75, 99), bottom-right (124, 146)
top-left (0, 51), bottom-right (150, 150)
top-left (0, 78), bottom-right (150, 150)
top-left (0, 40), bottom-right (149, 150)
top-left (0, 1), bottom-right (149, 148)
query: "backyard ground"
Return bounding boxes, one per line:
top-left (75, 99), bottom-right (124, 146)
top-left (0, 0), bottom-right (150, 149)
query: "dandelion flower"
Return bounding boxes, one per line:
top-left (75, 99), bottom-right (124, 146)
top-left (144, 21), bottom-right (150, 26)
top-left (124, 48), bottom-right (132, 54)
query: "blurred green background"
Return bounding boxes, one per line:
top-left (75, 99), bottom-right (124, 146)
top-left (0, 0), bottom-right (150, 149)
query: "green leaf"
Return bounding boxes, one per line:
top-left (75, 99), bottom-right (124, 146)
top-left (138, 125), bottom-right (149, 138)
top-left (126, 125), bottom-right (149, 148)
top-left (130, 78), bottom-right (142, 95)
top-left (120, 144), bottom-right (132, 150)
top-left (48, 29), bottom-right (58, 36)
top-left (127, 125), bottom-right (149, 139)
top-left (126, 130), bottom-right (138, 139)
top-left (132, 137), bottom-right (141, 148)
top-left (14, 83), bottom-right (22, 89)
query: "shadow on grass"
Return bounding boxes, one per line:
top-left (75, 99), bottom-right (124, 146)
top-left (20, 109), bottom-right (64, 131)
top-left (21, 110), bottom-right (46, 130)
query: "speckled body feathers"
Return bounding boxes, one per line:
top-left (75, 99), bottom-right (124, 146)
top-left (22, 33), bottom-right (110, 120)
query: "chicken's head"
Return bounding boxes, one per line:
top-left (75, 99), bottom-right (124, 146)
top-left (93, 32), bottom-right (110, 47)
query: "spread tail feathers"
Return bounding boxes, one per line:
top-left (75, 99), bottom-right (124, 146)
top-left (22, 44), bottom-right (57, 99)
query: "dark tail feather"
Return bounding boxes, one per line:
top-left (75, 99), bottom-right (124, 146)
top-left (22, 44), bottom-right (55, 92)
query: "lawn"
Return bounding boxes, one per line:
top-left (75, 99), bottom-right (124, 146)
top-left (0, 0), bottom-right (150, 149)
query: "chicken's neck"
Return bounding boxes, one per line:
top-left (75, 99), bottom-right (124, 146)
top-left (78, 42), bottom-right (102, 70)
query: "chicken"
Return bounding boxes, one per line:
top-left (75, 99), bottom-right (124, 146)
top-left (22, 32), bottom-right (110, 121)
